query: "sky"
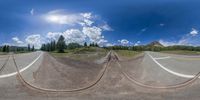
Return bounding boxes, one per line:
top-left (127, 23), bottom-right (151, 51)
top-left (0, 0), bottom-right (200, 48)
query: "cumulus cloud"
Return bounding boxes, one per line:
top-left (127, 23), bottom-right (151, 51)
top-left (5, 10), bottom-right (113, 48)
top-left (25, 34), bottom-right (42, 48)
top-left (46, 31), bottom-right (89, 44)
top-left (47, 30), bottom-right (86, 44)
top-left (105, 43), bottom-right (113, 47)
top-left (12, 37), bottom-right (24, 44)
top-left (63, 29), bottom-right (86, 44)
top-left (2, 43), bottom-right (11, 46)
top-left (190, 28), bottom-right (198, 36)
top-left (46, 27), bottom-right (109, 46)
top-left (134, 41), bottom-right (141, 46)
top-left (83, 19), bottom-right (94, 26)
top-left (47, 32), bottom-right (62, 40)
top-left (118, 39), bottom-right (129, 45)
top-left (82, 26), bottom-right (103, 42)
top-left (80, 12), bottom-right (92, 19)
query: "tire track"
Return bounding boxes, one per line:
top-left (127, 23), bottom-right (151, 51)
top-left (12, 51), bottom-right (112, 93)
top-left (113, 51), bottom-right (200, 89)
top-left (0, 55), bottom-right (10, 73)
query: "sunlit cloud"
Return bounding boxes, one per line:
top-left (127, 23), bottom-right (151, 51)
top-left (190, 28), bottom-right (198, 36)
top-left (134, 41), bottom-right (141, 46)
top-left (25, 34), bottom-right (42, 48)
top-left (12, 37), bottom-right (24, 44)
top-left (118, 39), bottom-right (129, 45)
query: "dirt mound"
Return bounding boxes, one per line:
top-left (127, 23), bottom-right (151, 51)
top-left (33, 53), bottom-right (104, 90)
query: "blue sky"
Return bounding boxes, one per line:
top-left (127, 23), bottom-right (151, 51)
top-left (0, 0), bottom-right (200, 48)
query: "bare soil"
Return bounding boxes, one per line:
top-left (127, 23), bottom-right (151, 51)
top-left (33, 53), bottom-right (105, 90)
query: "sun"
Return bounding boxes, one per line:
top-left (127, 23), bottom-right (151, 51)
top-left (46, 15), bottom-right (61, 23)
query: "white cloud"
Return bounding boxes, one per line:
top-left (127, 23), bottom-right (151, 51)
top-left (83, 19), bottom-right (94, 26)
top-left (47, 32), bottom-right (62, 41)
top-left (82, 26), bottom-right (103, 43)
top-left (30, 8), bottom-right (34, 15)
top-left (159, 29), bottom-right (200, 46)
top-left (159, 28), bottom-right (200, 46)
top-left (105, 43), bottom-right (113, 47)
top-left (25, 34), bottom-right (42, 48)
top-left (97, 39), bottom-right (108, 46)
top-left (45, 26), bottom-right (110, 46)
top-left (80, 12), bottom-right (92, 19)
top-left (46, 29), bottom-right (86, 45)
top-left (82, 26), bottom-right (110, 46)
top-left (44, 11), bottom-right (95, 26)
top-left (63, 29), bottom-right (86, 44)
top-left (43, 10), bottom-right (113, 30)
top-left (134, 41), bottom-right (141, 46)
top-left (45, 14), bottom-right (82, 25)
top-left (2, 43), bottom-right (11, 46)
top-left (118, 39), bottom-right (129, 45)
top-left (6, 10), bottom-right (113, 48)
top-left (100, 24), bottom-right (113, 31)
top-left (159, 40), bottom-right (178, 46)
top-left (12, 37), bottom-right (24, 44)
top-left (190, 28), bottom-right (198, 36)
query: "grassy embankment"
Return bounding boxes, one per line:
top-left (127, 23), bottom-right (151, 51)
top-left (115, 50), bottom-right (142, 57)
top-left (50, 47), bottom-right (109, 61)
top-left (160, 50), bottom-right (200, 55)
top-left (0, 52), bottom-right (7, 55)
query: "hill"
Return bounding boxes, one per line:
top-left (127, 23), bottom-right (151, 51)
top-left (147, 41), bottom-right (164, 47)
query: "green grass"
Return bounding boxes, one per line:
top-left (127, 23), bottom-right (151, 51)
top-left (115, 50), bottom-right (142, 57)
top-left (50, 52), bottom-right (70, 57)
top-left (50, 47), bottom-right (108, 61)
top-left (160, 50), bottom-right (200, 55)
top-left (0, 51), bottom-right (31, 55)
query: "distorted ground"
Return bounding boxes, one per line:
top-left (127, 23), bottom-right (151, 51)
top-left (1, 50), bottom-right (200, 100)
top-left (33, 52), bottom-right (106, 89)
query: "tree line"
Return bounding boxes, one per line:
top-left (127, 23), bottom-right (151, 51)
top-left (105, 45), bottom-right (200, 52)
top-left (0, 44), bottom-right (35, 53)
top-left (40, 35), bottom-right (99, 53)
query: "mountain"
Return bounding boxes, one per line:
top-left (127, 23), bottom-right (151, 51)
top-left (147, 41), bottom-right (164, 47)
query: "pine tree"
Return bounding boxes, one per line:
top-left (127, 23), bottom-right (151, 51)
top-left (84, 42), bottom-right (87, 47)
top-left (6, 45), bottom-right (9, 52)
top-left (53, 40), bottom-right (56, 51)
top-left (57, 35), bottom-right (66, 53)
top-left (32, 45), bottom-right (35, 51)
top-left (28, 44), bottom-right (31, 51)
top-left (95, 43), bottom-right (99, 47)
top-left (2, 45), bottom-right (6, 52)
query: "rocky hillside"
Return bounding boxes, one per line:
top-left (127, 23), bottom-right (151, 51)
top-left (147, 41), bottom-right (164, 47)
